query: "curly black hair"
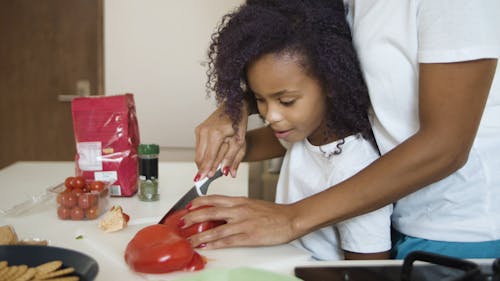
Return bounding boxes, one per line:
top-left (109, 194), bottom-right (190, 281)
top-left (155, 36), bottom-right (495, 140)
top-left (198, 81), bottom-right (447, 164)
top-left (206, 0), bottom-right (374, 144)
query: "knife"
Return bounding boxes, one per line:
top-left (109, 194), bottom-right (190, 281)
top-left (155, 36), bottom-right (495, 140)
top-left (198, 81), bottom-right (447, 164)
top-left (158, 167), bottom-right (223, 224)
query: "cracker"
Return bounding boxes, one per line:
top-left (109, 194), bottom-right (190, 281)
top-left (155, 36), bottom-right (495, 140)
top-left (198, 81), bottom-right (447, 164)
top-left (0, 266), bottom-right (9, 280)
top-left (34, 261), bottom-right (62, 275)
top-left (12, 267), bottom-right (35, 281)
top-left (9, 265), bottom-right (27, 280)
top-left (36, 277), bottom-right (79, 281)
top-left (1, 266), bottom-right (18, 281)
top-left (36, 267), bottom-right (74, 280)
top-left (0, 225), bottom-right (18, 245)
top-left (0, 261), bottom-right (7, 270)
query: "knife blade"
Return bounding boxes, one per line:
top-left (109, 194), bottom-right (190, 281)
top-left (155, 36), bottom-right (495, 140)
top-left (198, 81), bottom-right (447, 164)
top-left (158, 167), bottom-right (223, 224)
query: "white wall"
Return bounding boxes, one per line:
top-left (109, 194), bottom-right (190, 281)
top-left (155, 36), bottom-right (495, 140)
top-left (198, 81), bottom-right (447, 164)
top-left (104, 0), bottom-right (245, 148)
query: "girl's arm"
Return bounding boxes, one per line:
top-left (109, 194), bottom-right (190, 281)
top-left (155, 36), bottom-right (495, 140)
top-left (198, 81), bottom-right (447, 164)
top-left (184, 59), bottom-right (497, 248)
top-left (344, 250), bottom-right (390, 260)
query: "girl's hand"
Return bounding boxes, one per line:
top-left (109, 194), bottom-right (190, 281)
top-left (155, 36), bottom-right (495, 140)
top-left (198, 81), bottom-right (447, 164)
top-left (194, 105), bottom-right (248, 179)
top-left (182, 195), bottom-right (301, 249)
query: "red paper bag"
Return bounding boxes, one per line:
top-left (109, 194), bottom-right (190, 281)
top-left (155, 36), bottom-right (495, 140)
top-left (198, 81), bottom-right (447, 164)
top-left (71, 93), bottom-right (140, 196)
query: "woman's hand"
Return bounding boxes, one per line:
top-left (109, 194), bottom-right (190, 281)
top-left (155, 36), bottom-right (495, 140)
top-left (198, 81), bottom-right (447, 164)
top-left (194, 104), bottom-right (249, 179)
top-left (181, 195), bottom-right (302, 249)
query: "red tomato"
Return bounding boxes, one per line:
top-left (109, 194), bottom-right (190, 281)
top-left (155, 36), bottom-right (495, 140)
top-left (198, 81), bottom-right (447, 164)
top-left (183, 252), bottom-right (206, 271)
top-left (57, 206), bottom-right (71, 220)
top-left (73, 176), bottom-right (86, 189)
top-left (78, 194), bottom-right (91, 209)
top-left (62, 193), bottom-right (77, 208)
top-left (85, 206), bottom-right (99, 219)
top-left (159, 209), bottom-right (186, 233)
top-left (64, 177), bottom-right (75, 190)
top-left (70, 206), bottom-right (85, 220)
top-left (89, 181), bottom-right (105, 192)
top-left (125, 224), bottom-right (196, 274)
top-left (181, 220), bottom-right (225, 239)
top-left (160, 206), bottom-right (225, 238)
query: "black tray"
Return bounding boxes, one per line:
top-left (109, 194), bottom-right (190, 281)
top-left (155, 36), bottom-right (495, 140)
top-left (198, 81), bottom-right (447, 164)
top-left (0, 245), bottom-right (98, 281)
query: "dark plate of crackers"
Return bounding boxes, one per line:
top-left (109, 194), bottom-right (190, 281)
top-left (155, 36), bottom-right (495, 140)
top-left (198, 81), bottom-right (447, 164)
top-left (0, 245), bottom-right (98, 281)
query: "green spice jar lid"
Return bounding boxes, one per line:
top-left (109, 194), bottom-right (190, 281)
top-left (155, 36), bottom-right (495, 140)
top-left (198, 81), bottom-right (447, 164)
top-left (138, 144), bottom-right (160, 155)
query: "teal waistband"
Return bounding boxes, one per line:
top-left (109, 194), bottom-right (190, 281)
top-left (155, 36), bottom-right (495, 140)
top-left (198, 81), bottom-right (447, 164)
top-left (391, 231), bottom-right (500, 259)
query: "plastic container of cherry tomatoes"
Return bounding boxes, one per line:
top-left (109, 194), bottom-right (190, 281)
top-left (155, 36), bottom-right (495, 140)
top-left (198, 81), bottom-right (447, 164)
top-left (52, 176), bottom-right (110, 220)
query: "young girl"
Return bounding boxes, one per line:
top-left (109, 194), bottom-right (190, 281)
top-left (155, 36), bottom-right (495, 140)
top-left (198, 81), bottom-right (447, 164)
top-left (201, 0), bottom-right (392, 260)
top-left (189, 0), bottom-right (500, 259)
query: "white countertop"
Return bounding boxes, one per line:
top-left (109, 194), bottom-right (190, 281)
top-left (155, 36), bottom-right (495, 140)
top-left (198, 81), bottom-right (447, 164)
top-left (0, 161), bottom-right (312, 280)
top-left (1, 161), bottom-right (495, 280)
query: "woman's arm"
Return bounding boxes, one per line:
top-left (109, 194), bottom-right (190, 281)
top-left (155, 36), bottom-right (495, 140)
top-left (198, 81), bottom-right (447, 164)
top-left (194, 103), bottom-right (249, 178)
top-left (184, 59), bottom-right (497, 249)
top-left (292, 59), bottom-right (497, 234)
top-left (243, 126), bottom-right (286, 162)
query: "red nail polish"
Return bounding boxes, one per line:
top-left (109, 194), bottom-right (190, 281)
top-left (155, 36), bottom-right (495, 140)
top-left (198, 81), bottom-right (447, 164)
top-left (223, 166), bottom-right (230, 176)
top-left (197, 243), bottom-right (207, 249)
top-left (193, 173), bottom-right (201, 182)
top-left (186, 202), bottom-right (192, 210)
top-left (177, 219), bottom-right (185, 227)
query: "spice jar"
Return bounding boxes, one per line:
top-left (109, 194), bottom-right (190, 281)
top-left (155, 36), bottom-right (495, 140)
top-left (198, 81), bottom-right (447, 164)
top-left (138, 144), bottom-right (159, 201)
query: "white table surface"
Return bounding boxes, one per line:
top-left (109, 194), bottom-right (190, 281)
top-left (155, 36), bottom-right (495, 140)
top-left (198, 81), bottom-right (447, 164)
top-left (0, 161), bottom-right (312, 280)
top-left (1, 162), bottom-right (496, 280)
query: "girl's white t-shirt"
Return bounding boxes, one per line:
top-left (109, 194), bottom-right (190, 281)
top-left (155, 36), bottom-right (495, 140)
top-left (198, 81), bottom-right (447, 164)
top-left (275, 135), bottom-right (392, 260)
top-left (344, 0), bottom-right (500, 241)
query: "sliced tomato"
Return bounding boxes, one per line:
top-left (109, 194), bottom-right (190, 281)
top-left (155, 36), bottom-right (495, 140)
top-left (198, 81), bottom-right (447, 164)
top-left (125, 224), bottom-right (195, 274)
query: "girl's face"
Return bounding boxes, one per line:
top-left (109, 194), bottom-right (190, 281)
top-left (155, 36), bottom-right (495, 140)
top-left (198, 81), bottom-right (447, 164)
top-left (247, 52), bottom-right (328, 145)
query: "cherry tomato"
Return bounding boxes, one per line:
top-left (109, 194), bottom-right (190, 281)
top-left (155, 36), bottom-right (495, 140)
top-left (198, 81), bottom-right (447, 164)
top-left (85, 182), bottom-right (91, 190)
top-left (88, 193), bottom-right (98, 207)
top-left (125, 224), bottom-right (197, 274)
top-left (57, 206), bottom-right (71, 220)
top-left (73, 176), bottom-right (86, 189)
top-left (85, 206), bottom-right (99, 219)
top-left (78, 194), bottom-right (91, 209)
top-left (70, 206), bottom-right (85, 220)
top-left (71, 188), bottom-right (84, 194)
top-left (64, 177), bottom-right (75, 190)
top-left (90, 181), bottom-right (105, 192)
top-left (56, 192), bottom-right (65, 205)
top-left (62, 193), bottom-right (77, 208)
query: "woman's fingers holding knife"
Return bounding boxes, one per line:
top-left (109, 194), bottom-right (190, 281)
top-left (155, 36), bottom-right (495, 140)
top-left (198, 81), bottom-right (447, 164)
top-left (221, 137), bottom-right (246, 177)
top-left (183, 195), bottom-right (299, 249)
top-left (194, 107), bottom-right (235, 179)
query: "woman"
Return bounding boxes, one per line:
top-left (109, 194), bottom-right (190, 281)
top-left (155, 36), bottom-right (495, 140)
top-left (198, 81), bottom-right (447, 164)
top-left (185, 0), bottom-right (500, 259)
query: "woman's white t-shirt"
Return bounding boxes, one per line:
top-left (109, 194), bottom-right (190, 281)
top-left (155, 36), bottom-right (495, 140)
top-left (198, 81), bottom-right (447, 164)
top-left (275, 135), bottom-right (392, 260)
top-left (343, 0), bottom-right (500, 242)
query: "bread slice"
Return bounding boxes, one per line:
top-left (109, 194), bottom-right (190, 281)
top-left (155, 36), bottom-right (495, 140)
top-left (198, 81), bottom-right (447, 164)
top-left (0, 225), bottom-right (18, 245)
top-left (98, 206), bottom-right (128, 233)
